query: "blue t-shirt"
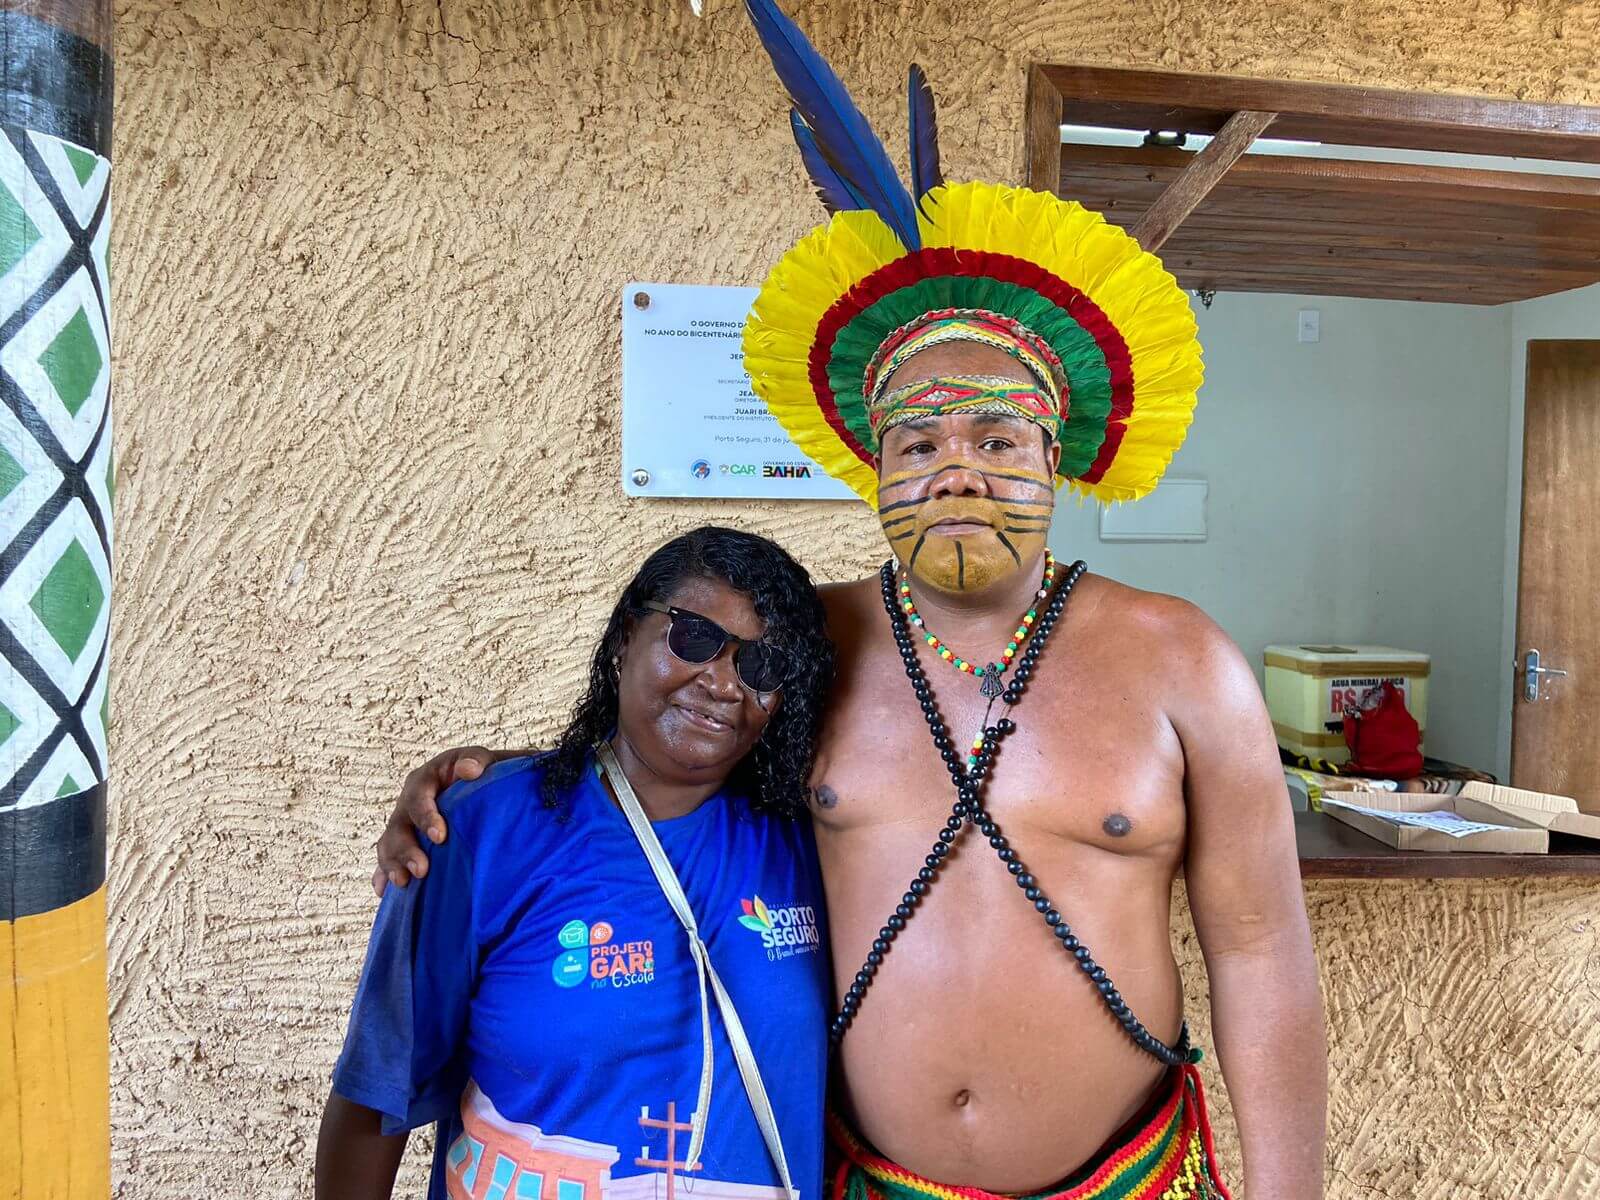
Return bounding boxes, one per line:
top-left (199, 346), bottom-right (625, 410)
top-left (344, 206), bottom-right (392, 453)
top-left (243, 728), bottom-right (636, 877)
top-left (332, 755), bottom-right (831, 1200)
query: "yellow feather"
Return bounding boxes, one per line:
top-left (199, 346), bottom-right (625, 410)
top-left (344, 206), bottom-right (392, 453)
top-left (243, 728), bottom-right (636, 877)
top-left (744, 179), bottom-right (1204, 509)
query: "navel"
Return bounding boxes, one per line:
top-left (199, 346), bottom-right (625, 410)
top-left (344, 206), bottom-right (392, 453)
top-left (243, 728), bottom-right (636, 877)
top-left (952, 1089), bottom-right (972, 1109)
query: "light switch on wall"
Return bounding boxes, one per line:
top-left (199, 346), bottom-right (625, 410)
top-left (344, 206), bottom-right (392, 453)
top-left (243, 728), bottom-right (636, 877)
top-left (1297, 308), bottom-right (1321, 343)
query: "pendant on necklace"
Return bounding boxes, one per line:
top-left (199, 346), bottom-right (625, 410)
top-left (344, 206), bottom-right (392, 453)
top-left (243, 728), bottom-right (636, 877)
top-left (980, 666), bottom-right (1005, 699)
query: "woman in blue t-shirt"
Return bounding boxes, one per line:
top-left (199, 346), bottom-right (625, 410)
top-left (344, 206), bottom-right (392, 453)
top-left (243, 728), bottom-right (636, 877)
top-left (316, 526), bottom-right (836, 1200)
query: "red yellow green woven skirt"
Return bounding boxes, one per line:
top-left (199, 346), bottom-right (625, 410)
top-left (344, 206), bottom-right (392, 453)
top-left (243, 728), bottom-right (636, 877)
top-left (827, 1064), bottom-right (1231, 1200)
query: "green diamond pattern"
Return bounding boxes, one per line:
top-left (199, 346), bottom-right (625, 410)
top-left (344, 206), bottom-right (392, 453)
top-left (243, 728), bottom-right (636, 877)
top-left (0, 179), bottom-right (42, 279)
top-left (40, 307), bottom-right (102, 417)
top-left (29, 537), bottom-right (104, 662)
top-left (0, 445), bottom-right (23, 504)
top-left (62, 144), bottom-right (98, 187)
top-left (1, 130), bottom-right (112, 804)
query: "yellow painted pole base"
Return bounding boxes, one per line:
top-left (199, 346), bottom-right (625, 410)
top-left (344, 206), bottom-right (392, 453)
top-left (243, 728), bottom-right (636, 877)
top-left (0, 886), bottom-right (110, 1198)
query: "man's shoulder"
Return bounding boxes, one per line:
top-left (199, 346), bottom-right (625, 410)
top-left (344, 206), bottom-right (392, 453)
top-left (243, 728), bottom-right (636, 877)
top-left (1076, 573), bottom-right (1223, 643)
top-left (819, 573), bottom-right (882, 601)
top-left (818, 574), bottom-right (884, 630)
top-left (1076, 574), bottom-right (1244, 694)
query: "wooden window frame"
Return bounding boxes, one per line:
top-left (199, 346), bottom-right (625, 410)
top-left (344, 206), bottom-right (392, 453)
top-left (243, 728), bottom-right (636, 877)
top-left (1026, 64), bottom-right (1600, 193)
top-left (1022, 65), bottom-right (1600, 303)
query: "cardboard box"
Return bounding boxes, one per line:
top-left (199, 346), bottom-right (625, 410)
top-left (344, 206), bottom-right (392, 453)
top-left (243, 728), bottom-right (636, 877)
top-left (1456, 782), bottom-right (1600, 844)
top-left (1321, 790), bottom-right (1548, 854)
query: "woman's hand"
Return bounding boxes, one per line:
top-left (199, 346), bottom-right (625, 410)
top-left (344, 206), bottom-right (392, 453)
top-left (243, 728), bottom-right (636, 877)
top-left (371, 746), bottom-right (512, 896)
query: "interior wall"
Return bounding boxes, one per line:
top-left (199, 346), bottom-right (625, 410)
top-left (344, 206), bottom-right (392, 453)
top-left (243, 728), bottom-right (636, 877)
top-left (1051, 292), bottom-right (1511, 772)
top-left (109, 1), bottom-right (1600, 1195)
top-left (1500, 282), bottom-right (1600, 783)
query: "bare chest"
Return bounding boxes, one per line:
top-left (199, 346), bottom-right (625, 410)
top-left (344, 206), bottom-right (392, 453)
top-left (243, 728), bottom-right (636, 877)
top-left (810, 645), bottom-right (1190, 860)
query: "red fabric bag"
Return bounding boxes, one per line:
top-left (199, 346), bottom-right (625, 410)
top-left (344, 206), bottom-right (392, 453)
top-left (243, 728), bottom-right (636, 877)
top-left (1342, 681), bottom-right (1423, 779)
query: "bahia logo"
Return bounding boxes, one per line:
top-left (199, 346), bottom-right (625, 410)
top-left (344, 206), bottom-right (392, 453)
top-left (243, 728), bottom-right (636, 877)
top-left (737, 895), bottom-right (821, 961)
top-left (691, 459), bottom-right (711, 480)
top-left (762, 462), bottom-right (812, 479)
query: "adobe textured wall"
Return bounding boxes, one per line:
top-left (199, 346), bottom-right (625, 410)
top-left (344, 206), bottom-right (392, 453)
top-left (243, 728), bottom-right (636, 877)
top-left (109, 1), bottom-right (1600, 1195)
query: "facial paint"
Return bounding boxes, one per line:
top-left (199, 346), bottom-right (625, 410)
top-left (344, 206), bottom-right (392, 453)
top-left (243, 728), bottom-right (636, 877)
top-left (876, 459), bottom-right (1055, 594)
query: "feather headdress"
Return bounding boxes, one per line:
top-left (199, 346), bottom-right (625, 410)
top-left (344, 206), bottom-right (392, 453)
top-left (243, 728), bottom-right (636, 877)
top-left (739, 0), bottom-right (1203, 508)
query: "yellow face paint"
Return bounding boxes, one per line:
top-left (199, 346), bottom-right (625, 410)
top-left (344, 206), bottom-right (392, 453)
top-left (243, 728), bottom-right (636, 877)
top-left (877, 460), bottom-right (1055, 595)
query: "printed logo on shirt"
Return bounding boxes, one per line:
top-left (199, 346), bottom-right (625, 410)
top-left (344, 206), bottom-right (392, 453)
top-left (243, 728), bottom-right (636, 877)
top-left (551, 918), bottom-right (657, 990)
top-left (736, 895), bottom-right (821, 962)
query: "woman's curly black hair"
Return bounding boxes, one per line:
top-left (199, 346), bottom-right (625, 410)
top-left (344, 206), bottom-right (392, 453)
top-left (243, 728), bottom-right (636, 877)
top-left (539, 525), bottom-right (835, 818)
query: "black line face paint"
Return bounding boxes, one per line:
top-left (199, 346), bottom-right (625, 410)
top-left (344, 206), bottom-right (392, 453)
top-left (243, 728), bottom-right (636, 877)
top-left (878, 493), bottom-right (935, 516)
top-left (907, 531), bottom-right (929, 577)
top-left (876, 459), bottom-right (1056, 594)
top-left (1001, 508), bottom-right (1051, 541)
top-left (879, 466), bottom-right (1055, 493)
top-left (882, 491), bottom-right (1053, 516)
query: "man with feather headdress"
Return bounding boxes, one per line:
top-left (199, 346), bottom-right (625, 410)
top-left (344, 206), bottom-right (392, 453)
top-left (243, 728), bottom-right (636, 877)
top-left (373, 4), bottom-right (1327, 1198)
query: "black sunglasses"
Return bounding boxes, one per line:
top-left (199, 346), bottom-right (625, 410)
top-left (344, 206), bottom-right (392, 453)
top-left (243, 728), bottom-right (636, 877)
top-left (641, 601), bottom-right (791, 695)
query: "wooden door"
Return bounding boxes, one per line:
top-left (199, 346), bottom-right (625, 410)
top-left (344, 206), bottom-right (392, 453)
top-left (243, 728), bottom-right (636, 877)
top-left (1512, 340), bottom-right (1600, 805)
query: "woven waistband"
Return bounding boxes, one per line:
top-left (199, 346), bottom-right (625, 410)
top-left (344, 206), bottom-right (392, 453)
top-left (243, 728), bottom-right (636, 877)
top-left (826, 1065), bottom-right (1230, 1200)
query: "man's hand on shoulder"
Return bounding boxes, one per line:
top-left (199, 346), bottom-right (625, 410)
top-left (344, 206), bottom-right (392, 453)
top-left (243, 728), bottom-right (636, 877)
top-left (370, 746), bottom-right (518, 897)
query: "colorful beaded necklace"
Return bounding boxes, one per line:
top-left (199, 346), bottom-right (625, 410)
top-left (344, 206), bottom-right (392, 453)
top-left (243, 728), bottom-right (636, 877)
top-left (897, 550), bottom-right (1056, 701)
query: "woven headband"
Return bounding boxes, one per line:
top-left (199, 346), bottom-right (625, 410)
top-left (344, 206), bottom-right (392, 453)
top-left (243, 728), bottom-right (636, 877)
top-left (865, 310), bottom-right (1067, 403)
top-left (870, 374), bottom-right (1062, 445)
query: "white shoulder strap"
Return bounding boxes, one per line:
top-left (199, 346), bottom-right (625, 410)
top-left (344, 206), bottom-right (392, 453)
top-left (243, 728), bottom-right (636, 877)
top-left (596, 742), bottom-right (797, 1200)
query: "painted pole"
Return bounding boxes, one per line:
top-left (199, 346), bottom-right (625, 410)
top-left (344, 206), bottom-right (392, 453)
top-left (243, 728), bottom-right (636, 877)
top-left (0, 1), bottom-right (113, 1194)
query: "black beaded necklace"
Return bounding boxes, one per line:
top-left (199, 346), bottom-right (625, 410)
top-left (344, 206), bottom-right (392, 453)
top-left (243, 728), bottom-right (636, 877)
top-left (829, 557), bottom-right (1191, 1069)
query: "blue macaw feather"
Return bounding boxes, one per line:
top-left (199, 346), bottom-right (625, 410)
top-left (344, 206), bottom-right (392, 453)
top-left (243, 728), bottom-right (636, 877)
top-left (790, 110), bottom-right (869, 213)
top-left (907, 63), bottom-right (944, 205)
top-left (744, 0), bottom-right (921, 248)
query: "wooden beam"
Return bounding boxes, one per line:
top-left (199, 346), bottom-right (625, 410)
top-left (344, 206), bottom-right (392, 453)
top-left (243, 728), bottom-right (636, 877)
top-left (1054, 139), bottom-right (1600, 302)
top-left (1044, 63), bottom-right (1600, 162)
top-left (1065, 142), bottom-right (1600, 208)
top-left (1032, 64), bottom-right (1600, 302)
top-left (1024, 64), bottom-right (1063, 193)
top-left (1130, 110), bottom-right (1276, 252)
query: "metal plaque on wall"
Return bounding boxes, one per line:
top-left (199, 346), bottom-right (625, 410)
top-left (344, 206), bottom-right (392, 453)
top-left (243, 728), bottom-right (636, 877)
top-left (621, 282), bottom-right (855, 500)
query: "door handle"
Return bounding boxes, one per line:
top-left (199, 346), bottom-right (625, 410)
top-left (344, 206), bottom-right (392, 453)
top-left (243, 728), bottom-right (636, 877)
top-left (1523, 648), bottom-right (1569, 702)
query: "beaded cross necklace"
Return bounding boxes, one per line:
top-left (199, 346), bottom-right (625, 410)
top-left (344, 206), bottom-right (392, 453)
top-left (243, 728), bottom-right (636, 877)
top-left (829, 557), bottom-right (1192, 1069)
top-left (896, 551), bottom-right (1056, 700)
